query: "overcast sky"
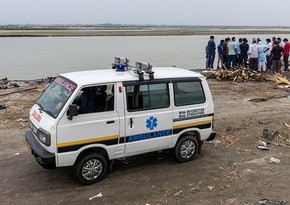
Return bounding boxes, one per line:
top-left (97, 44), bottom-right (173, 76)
top-left (1, 0), bottom-right (290, 26)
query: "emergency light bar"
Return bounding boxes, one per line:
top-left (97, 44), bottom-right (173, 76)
top-left (115, 57), bottom-right (129, 64)
top-left (112, 57), bottom-right (130, 71)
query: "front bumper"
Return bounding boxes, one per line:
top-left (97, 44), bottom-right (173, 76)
top-left (206, 131), bottom-right (216, 141)
top-left (25, 130), bottom-right (56, 169)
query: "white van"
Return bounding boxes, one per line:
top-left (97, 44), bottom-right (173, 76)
top-left (25, 58), bottom-right (216, 185)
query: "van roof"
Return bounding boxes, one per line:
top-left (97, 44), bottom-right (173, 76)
top-left (60, 67), bottom-right (204, 86)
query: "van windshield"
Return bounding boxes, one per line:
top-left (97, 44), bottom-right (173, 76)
top-left (37, 76), bottom-right (77, 118)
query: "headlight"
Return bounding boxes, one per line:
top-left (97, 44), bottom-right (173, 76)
top-left (37, 128), bottom-right (51, 146)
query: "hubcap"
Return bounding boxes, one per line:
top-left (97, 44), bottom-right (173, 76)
top-left (82, 159), bottom-right (103, 181)
top-left (180, 140), bottom-right (196, 159)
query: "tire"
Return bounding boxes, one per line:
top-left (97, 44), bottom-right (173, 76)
top-left (74, 153), bottom-right (108, 185)
top-left (175, 135), bottom-right (199, 163)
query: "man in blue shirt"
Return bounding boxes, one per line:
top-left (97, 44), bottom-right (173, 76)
top-left (206, 36), bottom-right (216, 69)
top-left (217, 40), bottom-right (224, 69)
top-left (236, 38), bottom-right (242, 67)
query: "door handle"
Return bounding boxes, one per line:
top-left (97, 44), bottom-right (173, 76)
top-left (129, 118), bottom-right (133, 128)
top-left (106, 120), bottom-right (115, 124)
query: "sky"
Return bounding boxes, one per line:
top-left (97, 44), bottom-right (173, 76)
top-left (1, 0), bottom-right (290, 26)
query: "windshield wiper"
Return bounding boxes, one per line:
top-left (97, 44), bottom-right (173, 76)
top-left (37, 103), bottom-right (54, 117)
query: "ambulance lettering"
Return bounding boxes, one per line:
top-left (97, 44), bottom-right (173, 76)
top-left (32, 110), bottom-right (42, 122)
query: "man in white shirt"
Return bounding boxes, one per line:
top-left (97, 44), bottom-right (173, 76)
top-left (248, 38), bottom-right (258, 71)
top-left (227, 37), bottom-right (237, 69)
top-left (265, 38), bottom-right (272, 71)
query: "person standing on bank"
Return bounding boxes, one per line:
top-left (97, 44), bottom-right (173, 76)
top-left (257, 40), bottom-right (269, 72)
top-left (265, 38), bottom-right (272, 71)
top-left (217, 39), bottom-right (224, 69)
top-left (271, 41), bottom-right (284, 73)
top-left (223, 38), bottom-right (230, 66)
top-left (248, 38), bottom-right (258, 71)
top-left (206, 35), bottom-right (216, 70)
top-left (283, 38), bottom-right (290, 71)
top-left (227, 37), bottom-right (237, 69)
top-left (240, 38), bottom-right (249, 68)
top-left (236, 38), bottom-right (242, 67)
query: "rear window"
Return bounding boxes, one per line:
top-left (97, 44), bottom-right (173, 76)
top-left (173, 81), bottom-right (205, 106)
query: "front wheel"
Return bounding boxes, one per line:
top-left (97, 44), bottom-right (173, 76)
top-left (74, 153), bottom-right (108, 185)
top-left (175, 135), bottom-right (199, 163)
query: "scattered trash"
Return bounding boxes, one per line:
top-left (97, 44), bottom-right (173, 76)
top-left (244, 169), bottom-right (253, 173)
top-left (278, 85), bottom-right (289, 89)
top-left (16, 118), bottom-right (28, 122)
top-left (173, 190), bottom-right (183, 197)
top-left (263, 129), bottom-right (278, 141)
top-left (259, 140), bottom-right (267, 147)
top-left (257, 145), bottom-right (269, 151)
top-left (283, 122), bottom-right (290, 129)
top-left (0, 104), bottom-right (6, 110)
top-left (89, 192), bottom-right (103, 200)
top-left (207, 186), bottom-right (214, 191)
top-left (269, 157), bottom-right (281, 164)
top-left (209, 139), bottom-right (220, 146)
top-left (13, 153), bottom-right (21, 156)
top-left (256, 198), bottom-right (286, 205)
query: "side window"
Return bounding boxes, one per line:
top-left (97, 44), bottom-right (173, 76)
top-left (126, 83), bottom-right (169, 112)
top-left (73, 83), bottom-right (114, 114)
top-left (173, 81), bottom-right (205, 106)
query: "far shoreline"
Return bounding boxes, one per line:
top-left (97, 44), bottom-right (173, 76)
top-left (1, 28), bottom-right (290, 37)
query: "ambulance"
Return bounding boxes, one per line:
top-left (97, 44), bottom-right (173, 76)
top-left (25, 57), bottom-right (216, 185)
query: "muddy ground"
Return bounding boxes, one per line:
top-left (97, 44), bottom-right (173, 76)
top-left (1, 77), bottom-right (290, 205)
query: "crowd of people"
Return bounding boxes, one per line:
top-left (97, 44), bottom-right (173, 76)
top-left (205, 35), bottom-right (290, 72)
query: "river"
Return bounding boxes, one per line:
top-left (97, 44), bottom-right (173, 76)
top-left (0, 34), bottom-right (286, 79)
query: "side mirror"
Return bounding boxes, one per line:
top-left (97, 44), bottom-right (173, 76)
top-left (67, 104), bottom-right (78, 120)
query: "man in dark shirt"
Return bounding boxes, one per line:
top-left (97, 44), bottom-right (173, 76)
top-left (271, 41), bottom-right (284, 73)
top-left (239, 38), bottom-right (249, 68)
top-left (206, 35), bottom-right (216, 69)
top-left (222, 38), bottom-right (230, 65)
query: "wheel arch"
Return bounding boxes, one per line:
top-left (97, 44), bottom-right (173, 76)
top-left (175, 130), bottom-right (203, 154)
top-left (176, 130), bottom-right (201, 145)
top-left (74, 147), bottom-right (109, 166)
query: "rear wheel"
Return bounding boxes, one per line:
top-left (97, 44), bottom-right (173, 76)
top-left (175, 135), bottom-right (199, 163)
top-left (74, 153), bottom-right (108, 185)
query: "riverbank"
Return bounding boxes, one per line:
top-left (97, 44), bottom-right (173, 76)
top-left (1, 74), bottom-right (290, 204)
top-left (1, 28), bottom-right (290, 37)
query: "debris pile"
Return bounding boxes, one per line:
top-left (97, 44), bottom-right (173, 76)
top-left (202, 67), bottom-right (290, 85)
top-left (0, 77), bottom-right (53, 97)
top-left (259, 127), bottom-right (290, 148)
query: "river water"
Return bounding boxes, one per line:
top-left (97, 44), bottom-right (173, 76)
top-left (0, 34), bottom-right (285, 79)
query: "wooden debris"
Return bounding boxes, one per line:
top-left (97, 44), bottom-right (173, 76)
top-left (0, 86), bottom-right (38, 97)
top-left (248, 94), bottom-right (287, 102)
top-left (202, 67), bottom-right (290, 85)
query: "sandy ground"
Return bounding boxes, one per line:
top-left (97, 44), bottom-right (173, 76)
top-left (1, 77), bottom-right (290, 205)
